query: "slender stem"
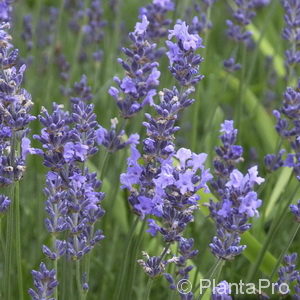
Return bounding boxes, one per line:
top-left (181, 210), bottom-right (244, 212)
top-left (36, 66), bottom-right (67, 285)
top-left (113, 216), bottom-right (140, 300)
top-left (15, 182), bottom-right (23, 300)
top-left (76, 260), bottom-right (83, 300)
top-left (52, 234), bottom-right (58, 300)
top-left (197, 258), bottom-right (225, 300)
top-left (270, 222), bottom-right (300, 280)
top-left (145, 278), bottom-right (153, 300)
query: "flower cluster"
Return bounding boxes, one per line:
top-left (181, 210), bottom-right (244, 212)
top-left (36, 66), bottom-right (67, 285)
top-left (28, 263), bottom-right (58, 300)
top-left (225, 0), bottom-right (269, 70)
top-left (187, 0), bottom-right (217, 35)
top-left (282, 0), bottom-right (300, 69)
top-left (109, 16), bottom-right (160, 118)
top-left (36, 7), bottom-right (59, 49)
top-left (96, 117), bottom-right (139, 153)
top-left (269, 81), bottom-right (300, 178)
top-left (121, 87), bottom-right (202, 218)
top-left (0, 12), bottom-right (36, 213)
top-left (0, 0), bottom-right (12, 23)
top-left (212, 280), bottom-right (232, 300)
top-left (81, 0), bottom-right (106, 62)
top-left (139, 0), bottom-right (174, 41)
top-left (34, 76), bottom-right (105, 262)
top-left (209, 121), bottom-right (264, 260)
top-left (166, 22), bottom-right (204, 86)
top-left (276, 253), bottom-right (300, 297)
top-left (226, 0), bottom-right (269, 46)
top-left (21, 15), bottom-right (33, 51)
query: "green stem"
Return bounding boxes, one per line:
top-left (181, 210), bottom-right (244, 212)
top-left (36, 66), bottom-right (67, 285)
top-left (76, 260), bottom-right (83, 300)
top-left (15, 182), bottom-right (23, 300)
top-left (145, 278), bottom-right (153, 300)
top-left (270, 222), bottom-right (300, 280)
top-left (197, 258), bottom-right (225, 300)
top-left (52, 234), bottom-right (58, 300)
top-left (113, 216), bottom-right (140, 300)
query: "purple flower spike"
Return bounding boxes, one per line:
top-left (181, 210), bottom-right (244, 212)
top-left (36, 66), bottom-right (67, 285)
top-left (0, 6), bottom-right (36, 188)
top-left (0, 194), bottom-right (10, 213)
top-left (28, 262), bottom-right (58, 300)
top-left (267, 81), bottom-right (300, 180)
top-left (167, 22), bottom-right (204, 86)
top-left (139, 0), bottom-right (174, 40)
top-left (282, 0), bottom-right (300, 68)
top-left (290, 200), bottom-right (300, 222)
top-left (109, 16), bottom-right (160, 118)
top-left (35, 76), bottom-right (105, 269)
top-left (212, 281), bottom-right (232, 300)
top-left (210, 121), bottom-right (264, 260)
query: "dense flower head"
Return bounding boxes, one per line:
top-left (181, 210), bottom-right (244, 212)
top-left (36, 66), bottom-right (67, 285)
top-left (224, 0), bottom-right (269, 68)
top-left (0, 194), bottom-right (10, 213)
top-left (276, 253), bottom-right (299, 295)
top-left (0, 12), bottom-right (36, 187)
top-left (290, 200), bottom-right (300, 222)
top-left (270, 81), bottom-right (300, 179)
top-left (212, 281), bottom-right (233, 300)
top-left (282, 0), bottom-right (300, 68)
top-left (28, 262), bottom-right (58, 300)
top-left (96, 117), bottom-right (139, 152)
top-left (139, 0), bottom-right (174, 40)
top-left (223, 57), bottom-right (241, 72)
top-left (109, 16), bottom-right (161, 118)
top-left (36, 7), bottom-right (59, 49)
top-left (166, 22), bottom-right (204, 86)
top-left (164, 237), bottom-right (198, 299)
top-left (209, 121), bottom-right (264, 260)
top-left (21, 15), bottom-right (33, 51)
top-left (0, 0), bottom-right (12, 23)
top-left (34, 76), bottom-right (105, 262)
top-left (186, 1), bottom-right (217, 35)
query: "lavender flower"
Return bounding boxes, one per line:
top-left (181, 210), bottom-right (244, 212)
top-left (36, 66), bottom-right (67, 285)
top-left (0, 0), bottom-right (12, 23)
top-left (276, 253), bottom-right (299, 295)
top-left (0, 19), bottom-right (36, 187)
top-left (187, 0), bottom-right (217, 35)
top-left (290, 200), bottom-right (300, 222)
top-left (224, 0), bottom-right (269, 69)
top-left (34, 76), bottom-right (105, 263)
top-left (96, 118), bottom-right (139, 152)
top-left (28, 263), bottom-right (58, 300)
top-left (109, 16), bottom-right (160, 118)
top-left (81, 0), bottom-right (106, 62)
top-left (139, 0), bottom-right (174, 40)
top-left (166, 22), bottom-right (204, 86)
top-left (36, 7), bottom-right (59, 49)
top-left (21, 15), bottom-right (33, 51)
top-left (209, 121), bottom-right (264, 260)
top-left (282, 0), bottom-right (300, 70)
top-left (212, 281), bottom-right (232, 300)
top-left (223, 57), bottom-right (241, 72)
top-left (269, 81), bottom-right (300, 178)
top-left (0, 194), bottom-right (10, 213)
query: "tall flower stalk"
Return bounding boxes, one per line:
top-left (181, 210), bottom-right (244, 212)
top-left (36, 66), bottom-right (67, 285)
top-left (209, 121), bottom-right (264, 261)
top-left (121, 21), bottom-right (209, 299)
top-left (31, 76), bottom-right (105, 299)
top-left (0, 2), bottom-right (36, 299)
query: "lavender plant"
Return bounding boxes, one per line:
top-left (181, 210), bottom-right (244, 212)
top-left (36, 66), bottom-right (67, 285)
top-left (32, 76), bottom-right (105, 297)
top-left (121, 21), bottom-right (210, 299)
top-left (109, 15), bottom-right (160, 119)
top-left (209, 121), bottom-right (264, 260)
top-left (282, 0), bottom-right (300, 79)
